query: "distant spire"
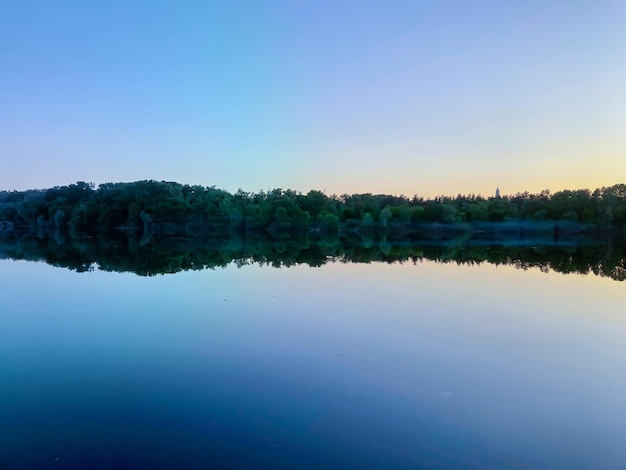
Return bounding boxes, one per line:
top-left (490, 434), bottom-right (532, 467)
top-left (495, 187), bottom-right (501, 199)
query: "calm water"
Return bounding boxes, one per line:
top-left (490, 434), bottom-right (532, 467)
top-left (1, 259), bottom-right (625, 469)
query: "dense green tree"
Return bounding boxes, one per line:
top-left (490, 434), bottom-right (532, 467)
top-left (1, 180), bottom-right (625, 241)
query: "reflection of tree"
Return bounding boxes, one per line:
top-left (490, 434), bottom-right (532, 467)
top-left (0, 232), bottom-right (624, 281)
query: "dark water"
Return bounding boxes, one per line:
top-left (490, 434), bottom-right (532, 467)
top-left (1, 259), bottom-right (625, 469)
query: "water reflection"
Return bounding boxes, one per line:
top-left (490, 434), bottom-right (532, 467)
top-left (1, 259), bottom-right (625, 469)
top-left (0, 232), bottom-right (625, 280)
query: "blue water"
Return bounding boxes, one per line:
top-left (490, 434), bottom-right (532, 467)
top-left (1, 259), bottom-right (625, 469)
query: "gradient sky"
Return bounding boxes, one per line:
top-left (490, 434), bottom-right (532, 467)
top-left (1, 0), bottom-right (624, 197)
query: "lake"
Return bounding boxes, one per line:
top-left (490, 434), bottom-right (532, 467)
top-left (1, 256), bottom-right (625, 469)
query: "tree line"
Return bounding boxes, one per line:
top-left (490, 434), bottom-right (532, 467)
top-left (1, 180), bottom-right (625, 239)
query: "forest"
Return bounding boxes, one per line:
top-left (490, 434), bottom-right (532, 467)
top-left (1, 180), bottom-right (626, 241)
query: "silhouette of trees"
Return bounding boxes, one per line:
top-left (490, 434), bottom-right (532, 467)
top-left (1, 181), bottom-right (625, 240)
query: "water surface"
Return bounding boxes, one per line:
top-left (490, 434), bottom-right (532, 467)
top-left (1, 259), bottom-right (625, 469)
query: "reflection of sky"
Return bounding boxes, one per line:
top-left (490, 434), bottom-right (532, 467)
top-left (1, 259), bottom-right (626, 467)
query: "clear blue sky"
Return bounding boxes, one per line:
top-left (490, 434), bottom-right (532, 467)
top-left (1, 0), bottom-right (624, 197)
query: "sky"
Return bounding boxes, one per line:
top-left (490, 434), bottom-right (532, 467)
top-left (1, 0), bottom-right (624, 198)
